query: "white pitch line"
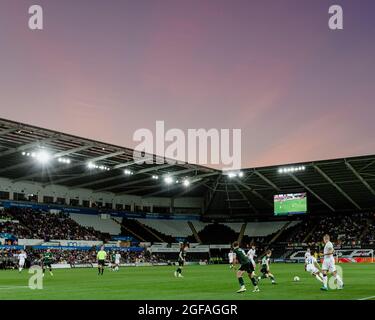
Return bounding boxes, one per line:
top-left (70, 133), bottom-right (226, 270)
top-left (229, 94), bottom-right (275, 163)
top-left (358, 295), bottom-right (375, 300)
top-left (0, 286), bottom-right (29, 290)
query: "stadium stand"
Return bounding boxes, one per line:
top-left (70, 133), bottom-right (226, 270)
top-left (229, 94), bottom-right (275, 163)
top-left (135, 218), bottom-right (193, 238)
top-left (190, 221), bottom-right (209, 233)
top-left (193, 223), bottom-right (238, 244)
top-left (244, 221), bottom-right (297, 237)
top-left (120, 218), bottom-right (175, 243)
top-left (1, 119), bottom-right (375, 269)
top-left (1, 208), bottom-right (107, 241)
top-left (274, 212), bottom-right (375, 246)
top-left (69, 213), bottom-right (121, 236)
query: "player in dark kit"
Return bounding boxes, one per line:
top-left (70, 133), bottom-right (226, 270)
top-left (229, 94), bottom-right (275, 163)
top-left (232, 241), bottom-right (259, 293)
top-left (42, 249), bottom-right (54, 277)
top-left (174, 242), bottom-right (189, 278)
top-left (258, 250), bottom-right (276, 284)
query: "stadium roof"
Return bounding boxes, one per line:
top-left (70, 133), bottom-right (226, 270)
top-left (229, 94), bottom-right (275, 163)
top-left (1, 118), bottom-right (375, 217)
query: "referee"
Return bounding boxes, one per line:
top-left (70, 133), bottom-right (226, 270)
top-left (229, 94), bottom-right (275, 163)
top-left (97, 246), bottom-right (107, 275)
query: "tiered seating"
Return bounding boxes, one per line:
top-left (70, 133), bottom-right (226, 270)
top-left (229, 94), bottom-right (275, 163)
top-left (244, 221), bottom-right (290, 237)
top-left (276, 213), bottom-right (374, 245)
top-left (121, 218), bottom-right (175, 243)
top-left (136, 219), bottom-right (193, 238)
top-left (3, 208), bottom-right (105, 240)
top-left (69, 213), bottom-right (121, 235)
top-left (308, 214), bottom-right (368, 245)
top-left (190, 221), bottom-right (209, 233)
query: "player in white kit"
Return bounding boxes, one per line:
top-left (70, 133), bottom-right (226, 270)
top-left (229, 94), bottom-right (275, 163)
top-left (228, 250), bottom-right (236, 269)
top-left (247, 244), bottom-right (256, 269)
top-left (114, 252), bottom-right (121, 271)
top-left (18, 250), bottom-right (27, 273)
top-left (304, 249), bottom-right (323, 283)
top-left (321, 234), bottom-right (343, 291)
top-left (304, 248), bottom-right (311, 260)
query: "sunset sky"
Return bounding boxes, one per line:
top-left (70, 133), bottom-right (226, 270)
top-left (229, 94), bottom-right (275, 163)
top-left (1, 0), bottom-right (374, 169)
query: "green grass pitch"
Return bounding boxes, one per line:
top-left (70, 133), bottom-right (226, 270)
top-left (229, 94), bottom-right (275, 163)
top-left (0, 264), bottom-right (374, 300)
top-left (274, 199), bottom-right (307, 215)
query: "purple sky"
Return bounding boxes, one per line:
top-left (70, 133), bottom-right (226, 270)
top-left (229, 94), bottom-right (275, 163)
top-left (1, 0), bottom-right (374, 168)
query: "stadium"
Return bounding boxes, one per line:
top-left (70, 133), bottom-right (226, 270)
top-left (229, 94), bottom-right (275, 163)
top-left (1, 118), bottom-right (374, 300)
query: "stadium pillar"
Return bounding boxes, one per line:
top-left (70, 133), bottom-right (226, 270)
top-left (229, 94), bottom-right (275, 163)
top-left (170, 198), bottom-right (174, 214)
top-left (238, 223), bottom-right (247, 244)
top-left (188, 221), bottom-right (202, 243)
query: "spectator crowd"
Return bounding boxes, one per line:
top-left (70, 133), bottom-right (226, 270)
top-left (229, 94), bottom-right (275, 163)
top-left (0, 208), bottom-right (106, 241)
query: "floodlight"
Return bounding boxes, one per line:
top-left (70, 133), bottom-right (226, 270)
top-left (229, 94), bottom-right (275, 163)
top-left (164, 176), bottom-right (173, 185)
top-left (35, 150), bottom-right (51, 164)
top-left (87, 162), bottom-right (96, 169)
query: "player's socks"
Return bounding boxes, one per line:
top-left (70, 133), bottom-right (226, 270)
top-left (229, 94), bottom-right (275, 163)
top-left (335, 274), bottom-right (343, 288)
top-left (238, 277), bottom-right (245, 287)
top-left (322, 275), bottom-right (328, 289)
top-left (250, 277), bottom-right (258, 287)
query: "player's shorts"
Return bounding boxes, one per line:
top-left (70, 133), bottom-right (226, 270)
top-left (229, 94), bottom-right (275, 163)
top-left (250, 258), bottom-right (256, 268)
top-left (239, 262), bottom-right (255, 273)
top-left (115, 260), bottom-right (120, 265)
top-left (98, 260), bottom-right (105, 266)
top-left (306, 264), bottom-right (319, 274)
top-left (322, 256), bottom-right (336, 273)
top-left (229, 258), bottom-right (234, 264)
top-left (260, 266), bottom-right (269, 274)
top-left (178, 260), bottom-right (185, 267)
top-left (43, 262), bottom-right (52, 268)
top-left (19, 260), bottom-right (25, 267)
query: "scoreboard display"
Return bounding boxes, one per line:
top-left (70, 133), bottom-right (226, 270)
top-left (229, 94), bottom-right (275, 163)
top-left (274, 193), bottom-right (307, 216)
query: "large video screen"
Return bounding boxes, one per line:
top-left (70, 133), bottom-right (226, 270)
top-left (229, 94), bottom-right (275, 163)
top-left (274, 193), bottom-right (307, 216)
